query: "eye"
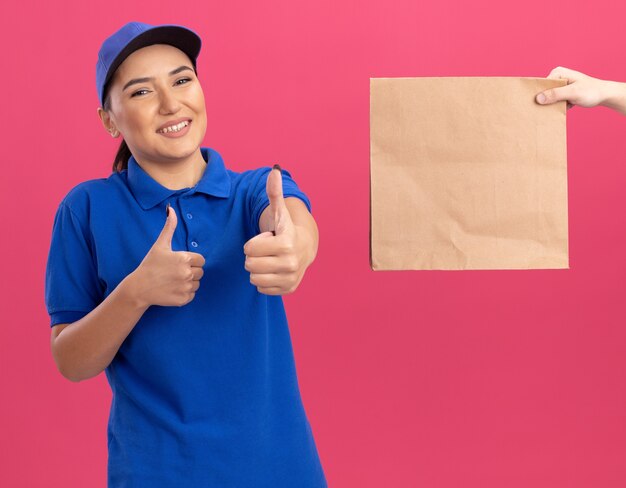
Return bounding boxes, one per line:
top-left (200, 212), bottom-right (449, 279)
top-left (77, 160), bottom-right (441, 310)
top-left (130, 78), bottom-right (192, 98)
top-left (131, 89), bottom-right (149, 98)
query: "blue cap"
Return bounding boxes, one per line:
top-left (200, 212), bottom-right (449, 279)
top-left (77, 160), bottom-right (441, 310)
top-left (96, 21), bottom-right (202, 107)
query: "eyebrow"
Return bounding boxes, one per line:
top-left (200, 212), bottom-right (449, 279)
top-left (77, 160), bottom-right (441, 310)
top-left (122, 65), bottom-right (194, 92)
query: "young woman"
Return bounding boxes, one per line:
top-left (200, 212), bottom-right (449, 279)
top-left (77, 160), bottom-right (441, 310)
top-left (45, 21), bottom-right (327, 487)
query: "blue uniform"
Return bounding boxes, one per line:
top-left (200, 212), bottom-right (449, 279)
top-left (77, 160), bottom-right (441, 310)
top-left (45, 147), bottom-right (327, 487)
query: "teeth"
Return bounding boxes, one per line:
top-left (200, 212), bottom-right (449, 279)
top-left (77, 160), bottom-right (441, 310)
top-left (158, 120), bottom-right (189, 133)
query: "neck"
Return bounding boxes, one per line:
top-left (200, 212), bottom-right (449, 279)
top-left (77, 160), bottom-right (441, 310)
top-left (133, 148), bottom-right (207, 190)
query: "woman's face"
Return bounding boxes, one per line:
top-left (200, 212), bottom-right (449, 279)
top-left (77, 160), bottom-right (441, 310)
top-left (99, 43), bottom-right (207, 164)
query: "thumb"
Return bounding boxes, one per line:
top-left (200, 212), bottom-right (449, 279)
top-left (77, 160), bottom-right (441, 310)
top-left (536, 84), bottom-right (575, 105)
top-left (266, 164), bottom-right (292, 235)
top-left (154, 202), bottom-right (177, 249)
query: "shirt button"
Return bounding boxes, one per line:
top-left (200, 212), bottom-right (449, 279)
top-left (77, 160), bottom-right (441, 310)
top-left (186, 213), bottom-right (193, 219)
top-left (191, 241), bottom-right (198, 248)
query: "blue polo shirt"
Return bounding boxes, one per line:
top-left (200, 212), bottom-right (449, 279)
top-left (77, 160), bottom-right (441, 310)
top-left (44, 147), bottom-right (327, 488)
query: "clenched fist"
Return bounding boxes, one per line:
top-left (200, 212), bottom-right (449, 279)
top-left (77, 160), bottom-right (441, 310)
top-left (130, 204), bottom-right (206, 307)
top-left (243, 165), bottom-right (311, 295)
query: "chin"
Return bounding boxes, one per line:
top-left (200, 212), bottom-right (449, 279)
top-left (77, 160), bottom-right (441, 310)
top-left (158, 134), bottom-right (199, 149)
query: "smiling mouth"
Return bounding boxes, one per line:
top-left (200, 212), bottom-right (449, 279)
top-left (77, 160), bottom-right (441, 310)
top-left (157, 120), bottom-right (191, 134)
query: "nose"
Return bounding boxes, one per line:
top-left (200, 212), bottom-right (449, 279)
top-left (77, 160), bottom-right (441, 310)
top-left (158, 86), bottom-right (181, 115)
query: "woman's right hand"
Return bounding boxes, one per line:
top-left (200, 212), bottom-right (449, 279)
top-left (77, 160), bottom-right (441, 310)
top-left (127, 205), bottom-right (206, 308)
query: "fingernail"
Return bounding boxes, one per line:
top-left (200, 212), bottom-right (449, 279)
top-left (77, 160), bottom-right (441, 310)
top-left (166, 202), bottom-right (170, 217)
top-left (536, 93), bottom-right (546, 104)
top-left (273, 163), bottom-right (282, 173)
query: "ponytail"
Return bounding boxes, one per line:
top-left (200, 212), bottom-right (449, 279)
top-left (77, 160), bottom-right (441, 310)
top-left (111, 139), bottom-right (132, 173)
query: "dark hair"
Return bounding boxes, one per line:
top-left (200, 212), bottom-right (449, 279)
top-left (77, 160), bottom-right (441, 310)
top-left (102, 61), bottom-right (199, 173)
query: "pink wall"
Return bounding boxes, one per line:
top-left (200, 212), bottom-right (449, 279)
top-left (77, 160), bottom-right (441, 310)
top-left (2, 1), bottom-right (625, 486)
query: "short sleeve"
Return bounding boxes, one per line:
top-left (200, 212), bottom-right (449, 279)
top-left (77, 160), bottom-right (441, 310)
top-left (250, 166), bottom-right (312, 235)
top-left (44, 201), bottom-right (104, 327)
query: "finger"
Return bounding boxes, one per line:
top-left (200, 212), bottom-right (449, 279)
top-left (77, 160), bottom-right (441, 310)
top-left (243, 231), bottom-right (277, 256)
top-left (244, 233), bottom-right (293, 257)
top-left (267, 164), bottom-right (286, 216)
top-left (266, 164), bottom-right (293, 235)
top-left (154, 203), bottom-right (177, 249)
top-left (245, 255), bottom-right (297, 274)
top-left (191, 266), bottom-right (204, 281)
top-left (177, 250), bottom-right (206, 268)
top-left (536, 84), bottom-right (577, 105)
top-left (256, 286), bottom-right (283, 296)
top-left (249, 272), bottom-right (282, 288)
top-left (547, 66), bottom-right (568, 80)
top-left (547, 66), bottom-right (582, 82)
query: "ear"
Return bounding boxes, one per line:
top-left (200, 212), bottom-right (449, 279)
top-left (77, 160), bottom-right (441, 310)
top-left (97, 107), bottom-right (119, 137)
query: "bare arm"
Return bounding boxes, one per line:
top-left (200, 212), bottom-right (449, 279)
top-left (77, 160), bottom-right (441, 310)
top-left (50, 206), bottom-right (205, 382)
top-left (51, 271), bottom-right (149, 382)
top-left (602, 80), bottom-right (626, 115)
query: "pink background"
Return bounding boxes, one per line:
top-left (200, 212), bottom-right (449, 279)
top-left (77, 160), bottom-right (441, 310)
top-left (2, 1), bottom-right (625, 486)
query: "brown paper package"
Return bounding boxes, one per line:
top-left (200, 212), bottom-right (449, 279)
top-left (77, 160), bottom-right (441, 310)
top-left (370, 77), bottom-right (569, 270)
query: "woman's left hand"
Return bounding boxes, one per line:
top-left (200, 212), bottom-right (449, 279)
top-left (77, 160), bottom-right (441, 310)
top-left (243, 167), bottom-right (315, 295)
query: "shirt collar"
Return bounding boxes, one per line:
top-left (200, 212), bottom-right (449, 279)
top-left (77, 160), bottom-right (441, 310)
top-left (127, 147), bottom-right (231, 210)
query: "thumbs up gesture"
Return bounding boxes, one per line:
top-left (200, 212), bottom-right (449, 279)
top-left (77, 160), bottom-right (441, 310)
top-left (129, 204), bottom-right (206, 308)
top-left (243, 165), bottom-right (312, 295)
